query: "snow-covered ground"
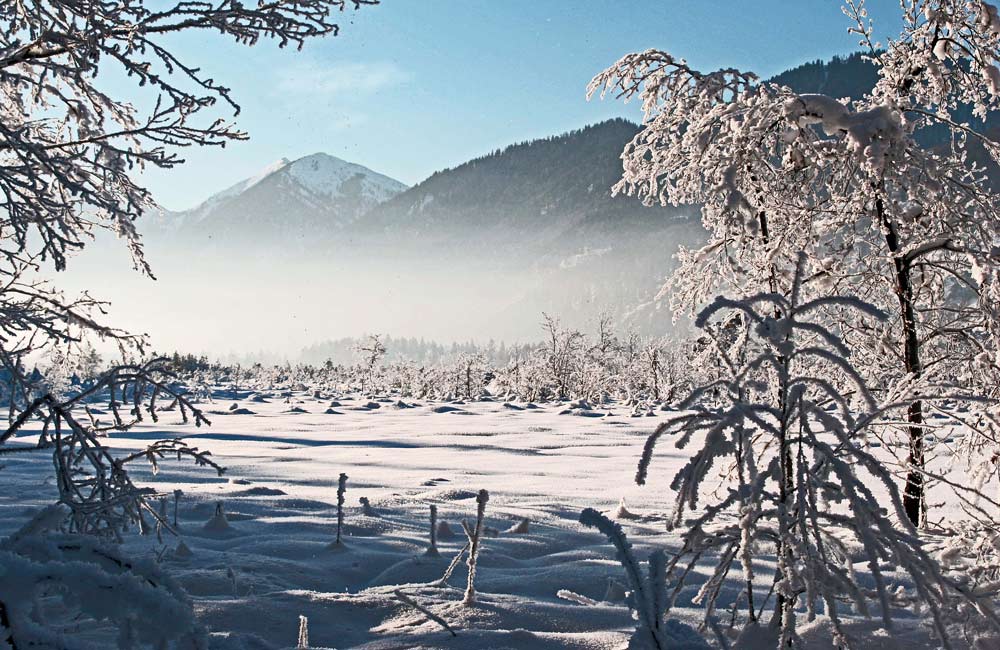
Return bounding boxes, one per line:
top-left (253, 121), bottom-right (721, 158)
top-left (0, 391), bottom-right (962, 649)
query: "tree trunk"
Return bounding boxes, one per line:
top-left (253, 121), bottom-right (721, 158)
top-left (772, 368), bottom-right (795, 644)
top-left (651, 349), bottom-right (660, 401)
top-left (876, 197), bottom-right (924, 527)
top-left (757, 207), bottom-right (797, 635)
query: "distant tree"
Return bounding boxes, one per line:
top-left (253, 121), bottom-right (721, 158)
top-left (76, 342), bottom-right (103, 381)
top-left (453, 352), bottom-right (487, 399)
top-left (541, 313), bottom-right (585, 400)
top-left (355, 334), bottom-right (387, 394)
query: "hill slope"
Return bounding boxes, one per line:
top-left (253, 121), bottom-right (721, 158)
top-left (351, 119), bottom-right (692, 258)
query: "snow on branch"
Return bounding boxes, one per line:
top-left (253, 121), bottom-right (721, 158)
top-left (2, 357), bottom-right (223, 538)
top-left (0, 519), bottom-right (206, 648)
top-left (621, 256), bottom-right (1000, 645)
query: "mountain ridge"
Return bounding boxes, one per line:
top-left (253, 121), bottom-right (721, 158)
top-left (152, 152), bottom-right (408, 245)
top-left (347, 118), bottom-right (694, 260)
top-left (158, 50), bottom-right (992, 250)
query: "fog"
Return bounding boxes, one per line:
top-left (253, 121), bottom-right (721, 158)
top-left (51, 228), bottom-right (684, 361)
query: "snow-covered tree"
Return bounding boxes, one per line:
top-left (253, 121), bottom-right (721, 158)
top-left (541, 313), bottom-right (585, 401)
top-left (634, 257), bottom-right (1000, 647)
top-left (0, 0), bottom-right (376, 645)
top-left (451, 352), bottom-right (487, 399)
top-left (354, 334), bottom-right (387, 394)
top-left (589, 0), bottom-right (1000, 526)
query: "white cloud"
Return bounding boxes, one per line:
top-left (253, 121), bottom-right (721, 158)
top-left (276, 61), bottom-right (408, 98)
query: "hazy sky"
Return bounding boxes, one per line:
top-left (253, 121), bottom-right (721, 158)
top-left (142, 1), bottom-right (902, 212)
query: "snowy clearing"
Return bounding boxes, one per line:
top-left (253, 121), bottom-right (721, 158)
top-left (1, 390), bottom-right (958, 649)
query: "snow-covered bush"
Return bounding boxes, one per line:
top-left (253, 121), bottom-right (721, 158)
top-left (632, 257), bottom-right (1000, 647)
top-left (462, 489), bottom-right (489, 606)
top-left (0, 506), bottom-right (207, 649)
top-left (34, 344), bottom-right (104, 401)
top-left (927, 520), bottom-right (1000, 647)
top-left (580, 508), bottom-right (711, 650)
top-left (0, 363), bottom-right (222, 642)
top-left (355, 335), bottom-right (387, 395)
top-left (182, 315), bottom-right (694, 405)
top-left (2, 359), bottom-right (222, 537)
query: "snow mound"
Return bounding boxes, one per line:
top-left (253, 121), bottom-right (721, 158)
top-left (203, 503), bottom-right (235, 535)
top-left (431, 405), bottom-right (471, 414)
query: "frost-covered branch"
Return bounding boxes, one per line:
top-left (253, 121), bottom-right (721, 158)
top-left (591, 1), bottom-right (1000, 527)
top-left (624, 258), bottom-right (1000, 645)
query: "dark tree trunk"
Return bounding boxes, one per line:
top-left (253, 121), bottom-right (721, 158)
top-left (651, 349), bottom-right (660, 401)
top-left (772, 373), bottom-right (796, 643)
top-left (757, 207), bottom-right (795, 636)
top-left (877, 197), bottom-right (924, 527)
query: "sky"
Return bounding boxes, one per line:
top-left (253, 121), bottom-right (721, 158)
top-left (141, 0), bottom-right (904, 212)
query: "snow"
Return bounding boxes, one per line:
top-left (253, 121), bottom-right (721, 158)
top-left (233, 159), bottom-right (294, 197)
top-left (0, 390), bottom-right (964, 649)
top-left (160, 158), bottom-right (293, 230)
top-left (152, 153), bottom-right (407, 232)
top-left (782, 94), bottom-right (903, 171)
top-left (285, 153), bottom-right (406, 203)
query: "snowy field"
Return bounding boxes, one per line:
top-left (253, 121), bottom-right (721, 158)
top-left (0, 390), bottom-right (966, 649)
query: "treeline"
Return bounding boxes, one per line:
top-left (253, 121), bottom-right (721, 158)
top-left (768, 51), bottom-right (878, 100)
top-left (169, 315), bottom-right (703, 407)
top-left (298, 336), bottom-right (532, 366)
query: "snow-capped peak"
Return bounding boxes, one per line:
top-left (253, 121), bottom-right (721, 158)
top-left (155, 153), bottom-right (408, 238)
top-left (247, 157), bottom-right (292, 189)
top-left (283, 153), bottom-right (405, 202)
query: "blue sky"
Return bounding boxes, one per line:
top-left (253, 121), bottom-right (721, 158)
top-left (144, 1), bottom-right (902, 211)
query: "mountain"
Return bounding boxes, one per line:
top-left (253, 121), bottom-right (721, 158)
top-left (350, 119), bottom-right (693, 259)
top-left (769, 51), bottom-right (1000, 163)
top-left (154, 153), bottom-right (407, 247)
top-left (124, 51), bottom-right (986, 352)
top-left (768, 52), bottom-right (879, 100)
top-left (330, 118), bottom-right (705, 339)
top-left (155, 52), bottom-right (996, 257)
